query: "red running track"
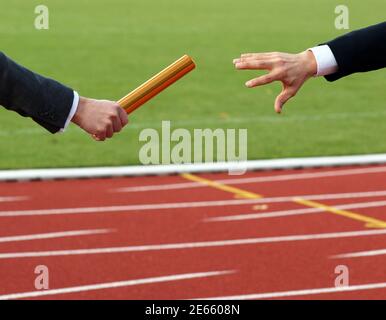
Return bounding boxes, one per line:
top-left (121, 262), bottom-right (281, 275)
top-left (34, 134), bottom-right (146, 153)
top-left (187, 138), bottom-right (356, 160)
top-left (1, 165), bottom-right (386, 299)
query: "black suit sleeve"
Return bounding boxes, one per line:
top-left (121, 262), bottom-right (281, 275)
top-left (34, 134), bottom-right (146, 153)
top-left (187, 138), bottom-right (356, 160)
top-left (324, 22), bottom-right (386, 82)
top-left (0, 52), bottom-right (75, 133)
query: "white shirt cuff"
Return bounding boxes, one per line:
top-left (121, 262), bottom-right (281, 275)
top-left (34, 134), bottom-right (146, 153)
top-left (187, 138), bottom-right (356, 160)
top-left (60, 91), bottom-right (79, 133)
top-left (308, 45), bottom-right (338, 77)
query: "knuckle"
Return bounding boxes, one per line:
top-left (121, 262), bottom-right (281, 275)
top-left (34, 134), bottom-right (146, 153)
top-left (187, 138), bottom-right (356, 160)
top-left (96, 134), bottom-right (105, 141)
top-left (275, 59), bottom-right (285, 68)
top-left (109, 112), bottom-right (118, 119)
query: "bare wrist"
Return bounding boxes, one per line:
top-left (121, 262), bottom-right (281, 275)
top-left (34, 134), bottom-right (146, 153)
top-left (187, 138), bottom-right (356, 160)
top-left (71, 96), bottom-right (88, 125)
top-left (300, 50), bottom-right (317, 77)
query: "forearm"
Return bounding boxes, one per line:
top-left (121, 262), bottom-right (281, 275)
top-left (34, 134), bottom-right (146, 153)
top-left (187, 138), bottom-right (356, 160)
top-left (324, 22), bottom-right (386, 81)
top-left (0, 51), bottom-right (74, 133)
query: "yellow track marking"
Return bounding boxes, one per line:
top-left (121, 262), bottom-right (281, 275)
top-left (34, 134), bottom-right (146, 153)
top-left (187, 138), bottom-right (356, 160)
top-left (293, 198), bottom-right (386, 229)
top-left (181, 173), bottom-right (262, 199)
top-left (181, 173), bottom-right (386, 229)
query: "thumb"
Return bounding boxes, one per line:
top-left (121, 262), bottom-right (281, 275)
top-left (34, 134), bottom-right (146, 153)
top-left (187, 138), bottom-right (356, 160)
top-left (274, 87), bottom-right (296, 114)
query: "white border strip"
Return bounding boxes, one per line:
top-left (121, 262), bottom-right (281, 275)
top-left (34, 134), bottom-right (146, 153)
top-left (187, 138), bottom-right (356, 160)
top-left (0, 270), bottom-right (233, 300)
top-left (1, 229), bottom-right (386, 259)
top-left (1, 154), bottom-right (386, 181)
top-left (0, 229), bottom-right (112, 243)
top-left (195, 282), bottom-right (386, 300)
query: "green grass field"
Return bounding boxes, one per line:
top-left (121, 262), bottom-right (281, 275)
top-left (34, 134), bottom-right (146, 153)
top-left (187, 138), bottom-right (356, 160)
top-left (1, 0), bottom-right (386, 169)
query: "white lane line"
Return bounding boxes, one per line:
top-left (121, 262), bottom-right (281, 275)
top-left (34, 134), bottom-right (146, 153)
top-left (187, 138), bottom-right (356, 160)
top-left (1, 229), bottom-right (386, 259)
top-left (195, 282), bottom-right (386, 300)
top-left (0, 229), bottom-right (113, 243)
top-left (208, 207), bottom-right (321, 222)
top-left (115, 166), bottom-right (386, 193)
top-left (115, 182), bottom-right (199, 193)
top-left (0, 270), bottom-right (233, 300)
top-left (332, 248), bottom-right (386, 259)
top-left (1, 190), bottom-right (386, 217)
top-left (0, 196), bottom-right (28, 203)
top-left (207, 200), bottom-right (386, 222)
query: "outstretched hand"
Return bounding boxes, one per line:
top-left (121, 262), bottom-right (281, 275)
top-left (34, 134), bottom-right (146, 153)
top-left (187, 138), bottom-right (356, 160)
top-left (71, 97), bottom-right (128, 141)
top-left (233, 51), bottom-right (317, 113)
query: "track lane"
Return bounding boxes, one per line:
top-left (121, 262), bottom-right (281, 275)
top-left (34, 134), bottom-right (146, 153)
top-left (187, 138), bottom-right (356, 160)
top-left (1, 165), bottom-right (386, 299)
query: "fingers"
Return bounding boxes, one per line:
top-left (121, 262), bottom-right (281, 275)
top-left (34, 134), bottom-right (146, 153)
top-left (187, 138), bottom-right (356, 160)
top-left (92, 134), bottom-right (102, 141)
top-left (274, 88), bottom-right (297, 114)
top-left (93, 124), bottom-right (112, 141)
top-left (118, 107), bottom-right (129, 126)
top-left (233, 53), bottom-right (282, 86)
top-left (93, 129), bottom-right (106, 141)
top-left (239, 52), bottom-right (276, 59)
top-left (106, 123), bottom-right (114, 139)
top-left (233, 53), bottom-right (275, 70)
top-left (112, 115), bottom-right (122, 133)
top-left (93, 103), bottom-right (129, 141)
top-left (245, 72), bottom-right (278, 88)
top-left (234, 60), bottom-right (272, 70)
top-left (111, 105), bottom-right (129, 134)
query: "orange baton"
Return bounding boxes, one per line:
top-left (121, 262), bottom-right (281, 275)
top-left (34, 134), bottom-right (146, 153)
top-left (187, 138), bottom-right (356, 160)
top-left (117, 55), bottom-right (195, 114)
